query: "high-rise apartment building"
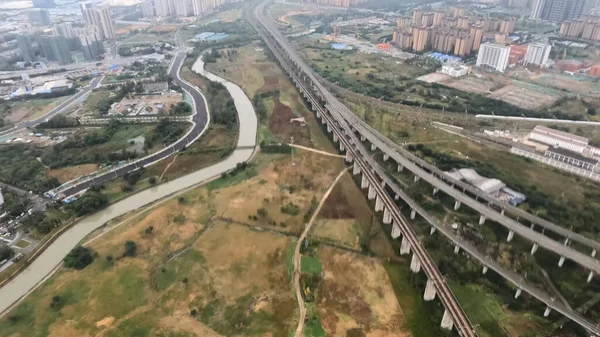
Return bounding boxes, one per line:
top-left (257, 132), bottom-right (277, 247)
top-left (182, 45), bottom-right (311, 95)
top-left (411, 25), bottom-right (430, 52)
top-left (454, 6), bottom-right (465, 17)
top-left (470, 24), bottom-right (484, 51)
top-left (397, 16), bottom-right (409, 29)
top-left (413, 9), bottom-right (423, 25)
top-left (174, 0), bottom-right (190, 16)
top-left (81, 5), bottom-right (115, 40)
top-left (54, 22), bottom-right (75, 38)
top-left (532, 0), bottom-right (586, 21)
top-left (28, 9), bottom-right (52, 26)
top-left (154, 0), bottom-right (170, 16)
top-left (433, 10), bottom-right (444, 26)
top-left (421, 13), bottom-right (434, 26)
top-left (32, 0), bottom-right (55, 8)
top-left (80, 34), bottom-right (105, 60)
top-left (17, 35), bottom-right (36, 63)
top-left (140, 1), bottom-right (155, 16)
top-left (476, 43), bottom-right (510, 72)
top-left (39, 36), bottom-right (73, 64)
top-left (500, 19), bottom-right (515, 33)
top-left (524, 42), bottom-right (551, 66)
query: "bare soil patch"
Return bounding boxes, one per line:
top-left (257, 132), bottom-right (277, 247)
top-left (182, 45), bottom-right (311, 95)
top-left (48, 164), bottom-right (99, 183)
top-left (268, 98), bottom-right (312, 146)
top-left (317, 247), bottom-right (409, 337)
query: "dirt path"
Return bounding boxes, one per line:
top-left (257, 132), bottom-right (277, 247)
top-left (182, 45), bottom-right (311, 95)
top-left (292, 168), bottom-right (348, 337)
top-left (159, 154), bottom-right (179, 181)
top-left (288, 143), bottom-right (345, 158)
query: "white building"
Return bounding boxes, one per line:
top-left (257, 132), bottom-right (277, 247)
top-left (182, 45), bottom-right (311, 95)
top-left (140, 1), bottom-right (155, 17)
top-left (524, 43), bottom-right (551, 67)
top-left (173, 0), bottom-right (190, 16)
top-left (441, 64), bottom-right (470, 77)
top-left (81, 6), bottom-right (115, 40)
top-left (476, 43), bottom-right (510, 73)
top-left (530, 0), bottom-right (545, 19)
top-left (153, 0), bottom-right (170, 16)
top-left (529, 125), bottom-right (589, 153)
top-left (53, 22), bottom-right (75, 38)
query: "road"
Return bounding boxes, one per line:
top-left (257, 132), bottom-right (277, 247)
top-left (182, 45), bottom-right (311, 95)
top-left (0, 76), bottom-right (102, 139)
top-left (56, 52), bottom-right (207, 198)
top-left (0, 53), bottom-right (258, 316)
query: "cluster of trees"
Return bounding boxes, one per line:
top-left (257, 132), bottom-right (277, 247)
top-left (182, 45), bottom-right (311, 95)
top-left (169, 102), bottom-right (192, 115)
top-left (96, 81), bottom-right (136, 115)
top-left (64, 246), bottom-right (94, 269)
top-left (151, 119), bottom-right (185, 145)
top-left (205, 81), bottom-right (237, 128)
top-left (119, 46), bottom-right (155, 57)
top-left (253, 91), bottom-right (278, 121)
top-left (37, 115), bottom-right (79, 129)
top-left (0, 144), bottom-right (60, 192)
top-left (67, 190), bottom-right (108, 216)
top-left (0, 244), bottom-right (14, 262)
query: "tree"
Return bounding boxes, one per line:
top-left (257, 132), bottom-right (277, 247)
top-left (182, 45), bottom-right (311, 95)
top-left (149, 176), bottom-right (157, 185)
top-left (0, 244), bottom-right (14, 261)
top-left (124, 240), bottom-right (137, 257)
top-left (67, 190), bottom-right (108, 216)
top-left (64, 246), bottom-right (94, 270)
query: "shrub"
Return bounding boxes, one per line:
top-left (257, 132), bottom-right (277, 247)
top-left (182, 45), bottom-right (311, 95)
top-left (64, 246), bottom-right (94, 270)
top-left (257, 208), bottom-right (268, 217)
top-left (123, 240), bottom-right (137, 257)
top-left (281, 202), bottom-right (300, 216)
top-left (173, 214), bottom-right (186, 223)
top-left (149, 176), bottom-right (157, 185)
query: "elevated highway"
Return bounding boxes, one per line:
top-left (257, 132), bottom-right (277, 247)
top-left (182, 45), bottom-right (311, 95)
top-left (250, 0), bottom-right (600, 335)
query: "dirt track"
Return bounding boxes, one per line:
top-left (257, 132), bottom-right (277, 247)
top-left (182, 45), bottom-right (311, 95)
top-left (292, 168), bottom-right (348, 337)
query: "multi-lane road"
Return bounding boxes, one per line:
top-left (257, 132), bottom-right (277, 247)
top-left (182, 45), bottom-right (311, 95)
top-left (0, 76), bottom-right (102, 139)
top-left (0, 52), bottom-right (258, 316)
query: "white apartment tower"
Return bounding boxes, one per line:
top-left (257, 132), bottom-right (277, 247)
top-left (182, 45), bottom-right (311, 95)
top-left (524, 43), bottom-right (551, 67)
top-left (54, 22), bottom-right (75, 38)
top-left (81, 4), bottom-right (115, 40)
top-left (530, 0), bottom-right (545, 19)
top-left (140, 1), bottom-right (155, 17)
top-left (174, 0), bottom-right (190, 16)
top-left (154, 0), bottom-right (170, 16)
top-left (476, 43), bottom-right (510, 73)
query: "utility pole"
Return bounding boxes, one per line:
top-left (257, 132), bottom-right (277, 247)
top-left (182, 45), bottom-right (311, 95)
top-left (291, 136), bottom-right (295, 167)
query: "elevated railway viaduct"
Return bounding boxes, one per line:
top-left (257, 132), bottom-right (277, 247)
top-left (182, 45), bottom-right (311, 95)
top-left (248, 1), bottom-right (600, 335)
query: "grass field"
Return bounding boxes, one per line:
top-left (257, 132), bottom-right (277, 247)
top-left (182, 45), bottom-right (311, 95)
top-left (2, 97), bottom-right (68, 124)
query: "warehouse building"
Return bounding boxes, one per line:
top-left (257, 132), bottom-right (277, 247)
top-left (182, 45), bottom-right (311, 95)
top-left (529, 125), bottom-right (588, 153)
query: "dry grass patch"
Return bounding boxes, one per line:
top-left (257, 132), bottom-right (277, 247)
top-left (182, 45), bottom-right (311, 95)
top-left (317, 247), bottom-right (409, 337)
top-left (48, 164), bottom-right (99, 183)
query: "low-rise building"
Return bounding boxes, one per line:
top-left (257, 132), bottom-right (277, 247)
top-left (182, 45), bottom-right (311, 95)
top-left (440, 64), bottom-right (470, 77)
top-left (545, 146), bottom-right (598, 171)
top-left (529, 125), bottom-right (588, 153)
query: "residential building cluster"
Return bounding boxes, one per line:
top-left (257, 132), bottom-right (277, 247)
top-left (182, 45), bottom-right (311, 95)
top-left (79, 3), bottom-right (115, 40)
top-left (314, 0), bottom-right (368, 8)
top-left (559, 14), bottom-right (600, 41)
top-left (475, 41), bottom-right (551, 72)
top-left (392, 7), bottom-right (516, 57)
top-left (140, 0), bottom-right (234, 17)
top-left (530, 0), bottom-right (587, 21)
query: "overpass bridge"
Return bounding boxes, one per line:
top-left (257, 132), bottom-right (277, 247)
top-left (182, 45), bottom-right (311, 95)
top-left (249, 0), bottom-right (600, 335)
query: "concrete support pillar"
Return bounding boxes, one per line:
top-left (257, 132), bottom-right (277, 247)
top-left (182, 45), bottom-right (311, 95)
top-left (410, 209), bottom-right (416, 220)
top-left (479, 215), bottom-right (486, 225)
top-left (531, 243), bottom-right (539, 255)
top-left (394, 194), bottom-right (400, 200)
top-left (543, 307), bottom-right (551, 318)
top-left (482, 266), bottom-right (489, 274)
top-left (433, 187), bottom-right (439, 196)
top-left (500, 209), bottom-right (505, 216)
top-left (371, 143), bottom-right (377, 151)
top-left (333, 134), bottom-right (338, 143)
top-left (410, 254), bottom-right (421, 273)
top-left (316, 110), bottom-right (320, 118)
top-left (530, 223), bottom-right (535, 230)
top-left (375, 195), bottom-right (384, 212)
top-left (429, 226), bottom-right (436, 235)
top-left (353, 162), bottom-right (360, 175)
top-left (339, 142), bottom-right (345, 152)
top-left (563, 237), bottom-right (569, 246)
top-left (593, 249), bottom-right (597, 258)
top-left (360, 135), bottom-right (366, 142)
top-left (361, 174), bottom-right (369, 189)
top-left (400, 236), bottom-right (411, 255)
top-left (424, 279), bottom-right (436, 301)
top-left (397, 164), bottom-right (404, 172)
top-left (515, 288), bottom-right (522, 299)
top-left (507, 230), bottom-right (515, 242)
top-left (344, 151), bottom-right (352, 162)
top-left (413, 175), bottom-right (420, 183)
top-left (383, 207), bottom-right (392, 224)
top-left (391, 222), bottom-right (401, 239)
top-left (454, 245), bottom-right (460, 254)
top-left (558, 256), bottom-right (565, 267)
top-left (440, 309), bottom-right (454, 330)
top-left (327, 124), bottom-right (331, 133)
top-left (383, 154), bottom-right (389, 161)
top-left (588, 271), bottom-right (594, 283)
top-left (368, 185), bottom-right (376, 200)
top-left (454, 200), bottom-right (461, 211)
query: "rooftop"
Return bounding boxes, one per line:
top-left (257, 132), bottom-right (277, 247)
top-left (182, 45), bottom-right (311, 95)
top-left (532, 125), bottom-right (588, 145)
